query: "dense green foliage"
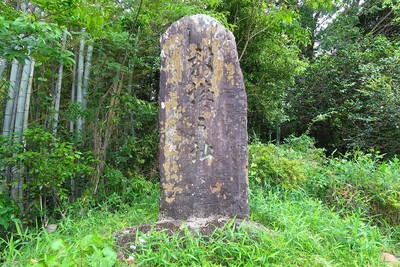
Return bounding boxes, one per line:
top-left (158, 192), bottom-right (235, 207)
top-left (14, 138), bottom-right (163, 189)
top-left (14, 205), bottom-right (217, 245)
top-left (0, 0), bottom-right (399, 265)
top-left (284, 0), bottom-right (400, 154)
top-left (250, 135), bottom-right (400, 224)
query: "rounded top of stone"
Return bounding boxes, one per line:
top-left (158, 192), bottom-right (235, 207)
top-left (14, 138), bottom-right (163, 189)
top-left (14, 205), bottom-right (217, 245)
top-left (184, 14), bottom-right (223, 26)
top-left (163, 14), bottom-right (224, 34)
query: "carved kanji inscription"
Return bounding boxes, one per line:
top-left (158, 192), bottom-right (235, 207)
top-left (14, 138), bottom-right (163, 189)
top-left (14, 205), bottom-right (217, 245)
top-left (159, 14), bottom-right (249, 220)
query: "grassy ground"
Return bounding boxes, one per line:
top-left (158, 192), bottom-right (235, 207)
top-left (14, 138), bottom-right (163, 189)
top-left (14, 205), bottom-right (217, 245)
top-left (1, 137), bottom-right (399, 266)
top-left (0, 185), bottom-right (398, 266)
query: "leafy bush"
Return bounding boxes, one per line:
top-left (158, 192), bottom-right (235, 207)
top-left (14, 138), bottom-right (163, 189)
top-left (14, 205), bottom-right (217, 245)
top-left (249, 135), bottom-right (324, 189)
top-left (0, 194), bottom-right (19, 238)
top-left (96, 167), bottom-right (159, 211)
top-left (114, 96), bottom-right (159, 178)
top-left (250, 135), bottom-right (400, 224)
top-left (0, 127), bottom-right (94, 226)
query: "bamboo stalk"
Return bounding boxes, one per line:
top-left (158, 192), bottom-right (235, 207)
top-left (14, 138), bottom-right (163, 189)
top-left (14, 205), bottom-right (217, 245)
top-left (23, 57), bottom-right (35, 131)
top-left (13, 58), bottom-right (32, 141)
top-left (82, 44), bottom-right (93, 108)
top-left (52, 31), bottom-right (67, 135)
top-left (69, 45), bottom-right (78, 133)
top-left (0, 58), bottom-right (7, 78)
top-left (2, 59), bottom-right (20, 137)
top-left (10, 63), bottom-right (23, 137)
top-left (76, 31), bottom-right (85, 133)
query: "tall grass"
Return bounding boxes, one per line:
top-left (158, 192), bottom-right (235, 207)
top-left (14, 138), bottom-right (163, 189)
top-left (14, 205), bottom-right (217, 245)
top-left (0, 135), bottom-right (399, 266)
top-left (251, 188), bottom-right (390, 266)
top-left (0, 182), bottom-right (159, 266)
top-left (1, 187), bottom-right (394, 266)
top-left (129, 188), bottom-right (390, 266)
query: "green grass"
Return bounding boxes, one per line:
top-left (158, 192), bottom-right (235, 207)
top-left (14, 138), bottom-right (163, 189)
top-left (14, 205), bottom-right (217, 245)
top-left (0, 192), bottom-right (158, 267)
top-left (1, 137), bottom-right (399, 266)
top-left (250, 188), bottom-right (393, 266)
top-left (1, 186), bottom-right (397, 266)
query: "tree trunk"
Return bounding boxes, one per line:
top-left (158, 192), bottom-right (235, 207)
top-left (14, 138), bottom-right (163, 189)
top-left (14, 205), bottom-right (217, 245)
top-left (75, 33), bottom-right (85, 133)
top-left (0, 58), bottom-right (7, 79)
top-left (91, 0), bottom-right (142, 194)
top-left (13, 58), bottom-right (32, 141)
top-left (69, 45), bottom-right (79, 201)
top-left (2, 59), bottom-right (19, 196)
top-left (52, 31), bottom-right (67, 135)
top-left (81, 43), bottom-right (93, 128)
top-left (276, 124), bottom-right (281, 145)
top-left (10, 63), bottom-right (23, 137)
top-left (82, 44), bottom-right (93, 108)
top-left (2, 59), bottom-right (20, 137)
top-left (23, 57), bottom-right (35, 131)
top-left (126, 60), bottom-right (136, 135)
top-left (92, 77), bottom-right (124, 195)
top-left (11, 56), bottom-right (33, 213)
top-left (69, 46), bottom-right (78, 133)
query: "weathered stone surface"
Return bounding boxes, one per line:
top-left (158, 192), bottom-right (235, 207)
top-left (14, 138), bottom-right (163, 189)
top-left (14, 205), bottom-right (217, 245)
top-left (159, 14), bottom-right (249, 220)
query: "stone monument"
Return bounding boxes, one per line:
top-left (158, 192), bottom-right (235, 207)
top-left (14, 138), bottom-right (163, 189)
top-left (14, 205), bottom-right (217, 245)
top-left (114, 15), bottom-right (256, 259)
top-left (159, 14), bottom-right (249, 220)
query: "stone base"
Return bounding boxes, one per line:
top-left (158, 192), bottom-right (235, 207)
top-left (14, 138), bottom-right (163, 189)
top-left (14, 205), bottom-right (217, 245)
top-left (114, 216), bottom-right (266, 260)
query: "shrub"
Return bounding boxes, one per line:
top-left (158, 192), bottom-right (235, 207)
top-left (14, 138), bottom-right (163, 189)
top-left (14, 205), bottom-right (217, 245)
top-left (249, 135), bottom-right (400, 224)
top-left (249, 135), bottom-right (324, 189)
top-left (0, 127), bottom-right (94, 227)
top-left (97, 167), bottom-right (159, 210)
top-left (0, 194), bottom-right (19, 239)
